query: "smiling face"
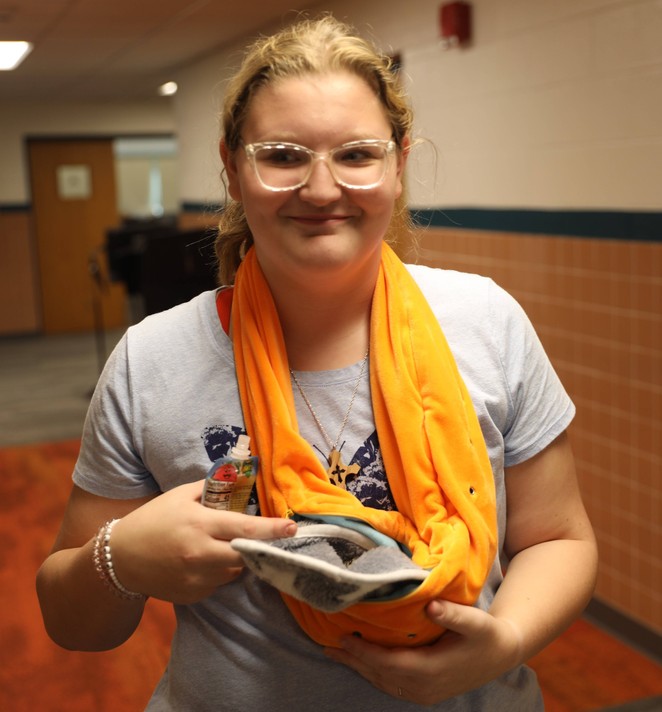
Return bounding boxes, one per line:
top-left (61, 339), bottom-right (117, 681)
top-left (222, 71), bottom-right (406, 292)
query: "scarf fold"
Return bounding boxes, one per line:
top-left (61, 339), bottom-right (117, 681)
top-left (232, 243), bottom-right (497, 647)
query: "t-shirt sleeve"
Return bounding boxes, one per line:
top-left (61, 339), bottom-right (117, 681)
top-left (487, 280), bottom-right (575, 468)
top-left (72, 332), bottom-right (161, 499)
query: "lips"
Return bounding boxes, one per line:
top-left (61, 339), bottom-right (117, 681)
top-left (291, 214), bottom-right (351, 223)
top-left (288, 212), bottom-right (360, 232)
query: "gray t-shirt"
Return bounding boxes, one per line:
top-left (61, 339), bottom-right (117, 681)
top-left (74, 264), bottom-right (574, 711)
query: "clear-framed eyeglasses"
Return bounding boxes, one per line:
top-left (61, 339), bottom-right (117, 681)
top-left (242, 139), bottom-right (396, 192)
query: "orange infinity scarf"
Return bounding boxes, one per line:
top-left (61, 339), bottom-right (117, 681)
top-left (232, 244), bottom-right (497, 648)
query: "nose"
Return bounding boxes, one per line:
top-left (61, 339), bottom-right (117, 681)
top-left (298, 156), bottom-right (342, 204)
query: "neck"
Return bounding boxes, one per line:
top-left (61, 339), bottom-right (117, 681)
top-left (268, 274), bottom-right (375, 372)
top-left (251, 240), bottom-right (382, 370)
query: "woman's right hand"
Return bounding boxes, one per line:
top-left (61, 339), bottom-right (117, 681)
top-left (38, 480), bottom-right (295, 651)
top-left (107, 480), bottom-right (297, 604)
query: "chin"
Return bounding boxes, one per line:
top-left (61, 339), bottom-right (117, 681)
top-left (301, 234), bottom-right (372, 266)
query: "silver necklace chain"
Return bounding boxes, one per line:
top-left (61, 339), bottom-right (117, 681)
top-left (290, 348), bottom-right (369, 454)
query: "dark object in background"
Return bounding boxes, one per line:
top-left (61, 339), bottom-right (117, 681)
top-left (106, 219), bottom-right (218, 320)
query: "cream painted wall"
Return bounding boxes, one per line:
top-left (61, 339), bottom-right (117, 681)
top-left (400, 0), bottom-right (662, 209)
top-left (173, 0), bottom-right (662, 211)
top-left (0, 99), bottom-right (176, 204)
top-left (172, 51), bottom-right (232, 210)
top-left (3, 1), bottom-right (659, 212)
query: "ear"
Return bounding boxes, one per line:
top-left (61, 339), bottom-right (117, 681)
top-left (220, 139), bottom-right (242, 202)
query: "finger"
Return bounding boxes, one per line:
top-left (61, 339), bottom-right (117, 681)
top-left (217, 565), bottom-right (244, 586)
top-left (426, 599), bottom-right (490, 637)
top-left (324, 645), bottom-right (383, 688)
top-left (178, 479), bottom-right (207, 499)
top-left (327, 635), bottom-right (413, 673)
top-left (324, 644), bottom-right (417, 702)
top-left (206, 543), bottom-right (246, 569)
top-left (205, 510), bottom-right (297, 541)
top-left (338, 634), bottom-right (392, 661)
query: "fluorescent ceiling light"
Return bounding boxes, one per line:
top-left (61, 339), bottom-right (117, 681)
top-left (0, 41), bottom-right (33, 70)
top-left (158, 81), bottom-right (178, 96)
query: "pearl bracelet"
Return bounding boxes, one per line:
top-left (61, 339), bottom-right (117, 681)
top-left (92, 519), bottom-right (146, 601)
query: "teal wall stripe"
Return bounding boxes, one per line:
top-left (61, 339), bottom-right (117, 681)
top-left (5, 202), bottom-right (659, 242)
top-left (181, 201), bottom-right (222, 214)
top-left (412, 208), bottom-right (662, 242)
top-left (0, 203), bottom-right (31, 214)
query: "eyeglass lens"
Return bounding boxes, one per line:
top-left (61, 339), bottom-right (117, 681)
top-left (250, 141), bottom-right (392, 190)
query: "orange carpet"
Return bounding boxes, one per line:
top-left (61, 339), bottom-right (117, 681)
top-left (0, 440), bottom-right (174, 712)
top-left (530, 618), bottom-right (662, 712)
top-left (1, 439), bottom-right (660, 711)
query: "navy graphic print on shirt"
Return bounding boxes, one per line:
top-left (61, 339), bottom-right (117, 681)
top-left (201, 426), bottom-right (396, 512)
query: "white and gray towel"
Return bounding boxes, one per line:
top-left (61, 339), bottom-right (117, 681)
top-left (231, 518), bottom-right (429, 612)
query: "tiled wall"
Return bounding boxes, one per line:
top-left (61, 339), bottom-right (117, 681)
top-left (413, 227), bottom-right (661, 636)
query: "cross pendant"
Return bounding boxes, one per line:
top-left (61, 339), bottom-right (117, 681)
top-left (326, 448), bottom-right (360, 489)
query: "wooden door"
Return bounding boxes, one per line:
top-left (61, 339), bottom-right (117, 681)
top-left (28, 139), bottom-right (126, 333)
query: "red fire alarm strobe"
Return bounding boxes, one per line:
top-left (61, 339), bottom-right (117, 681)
top-left (440, 1), bottom-right (472, 47)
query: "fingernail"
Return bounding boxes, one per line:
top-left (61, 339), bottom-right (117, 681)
top-left (284, 521), bottom-right (297, 536)
top-left (428, 600), bottom-right (444, 616)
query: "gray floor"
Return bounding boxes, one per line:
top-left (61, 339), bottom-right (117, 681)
top-left (0, 328), bottom-right (124, 447)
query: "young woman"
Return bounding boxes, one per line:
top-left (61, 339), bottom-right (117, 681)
top-left (37, 15), bottom-right (597, 711)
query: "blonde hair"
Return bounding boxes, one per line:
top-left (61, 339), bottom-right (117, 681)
top-left (216, 14), bottom-right (415, 284)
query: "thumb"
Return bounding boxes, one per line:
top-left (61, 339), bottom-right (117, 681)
top-left (426, 599), bottom-right (489, 637)
top-left (180, 478), bottom-right (206, 500)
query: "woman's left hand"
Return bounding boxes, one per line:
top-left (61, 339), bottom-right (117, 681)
top-left (324, 599), bottom-right (522, 705)
top-left (324, 433), bottom-right (599, 706)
